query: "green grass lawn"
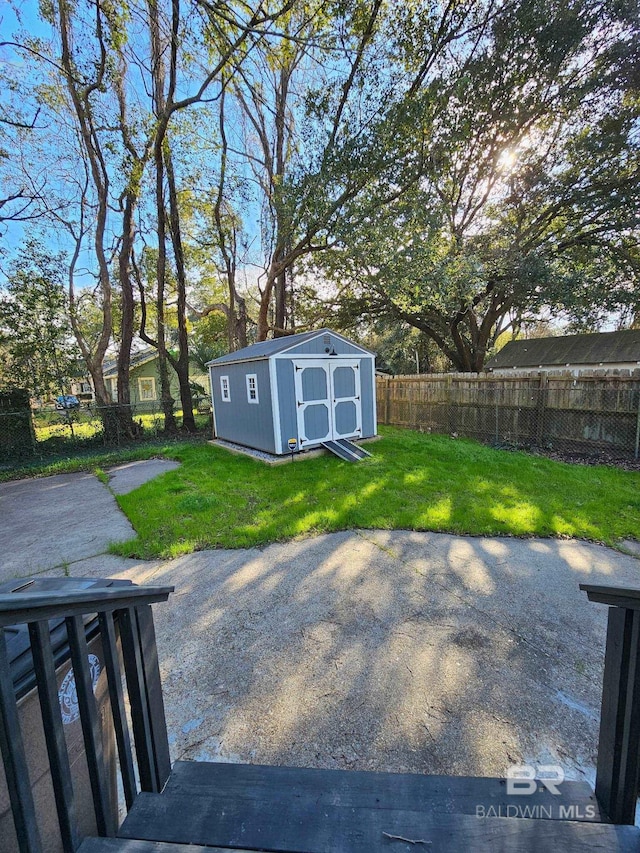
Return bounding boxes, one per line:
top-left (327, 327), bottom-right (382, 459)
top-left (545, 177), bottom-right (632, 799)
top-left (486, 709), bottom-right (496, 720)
top-left (0, 438), bottom-right (205, 483)
top-left (110, 426), bottom-right (640, 558)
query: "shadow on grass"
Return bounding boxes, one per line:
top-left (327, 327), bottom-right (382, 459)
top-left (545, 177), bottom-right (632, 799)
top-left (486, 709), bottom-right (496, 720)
top-left (111, 426), bottom-right (640, 559)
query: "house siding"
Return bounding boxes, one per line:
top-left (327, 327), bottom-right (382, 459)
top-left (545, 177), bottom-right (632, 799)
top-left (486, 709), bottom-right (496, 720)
top-left (105, 356), bottom-right (208, 407)
top-left (129, 361), bottom-right (172, 406)
top-left (490, 362), bottom-right (640, 376)
top-left (210, 360), bottom-right (275, 453)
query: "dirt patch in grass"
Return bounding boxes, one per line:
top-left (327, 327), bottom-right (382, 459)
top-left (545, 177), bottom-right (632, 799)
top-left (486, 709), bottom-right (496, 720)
top-left (533, 448), bottom-right (640, 472)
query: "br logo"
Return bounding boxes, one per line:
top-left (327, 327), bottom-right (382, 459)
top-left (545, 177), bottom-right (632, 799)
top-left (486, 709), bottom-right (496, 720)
top-left (506, 765), bottom-right (565, 795)
top-left (58, 654), bottom-right (102, 724)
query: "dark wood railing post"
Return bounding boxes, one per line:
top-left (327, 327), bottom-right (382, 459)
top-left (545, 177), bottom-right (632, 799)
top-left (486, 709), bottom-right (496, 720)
top-left (136, 604), bottom-right (171, 790)
top-left (0, 631), bottom-right (42, 853)
top-left (581, 583), bottom-right (640, 825)
top-left (119, 604), bottom-right (171, 794)
top-left (29, 620), bottom-right (79, 852)
top-left (0, 583), bottom-right (173, 849)
top-left (98, 611), bottom-right (137, 809)
top-left (66, 614), bottom-right (114, 837)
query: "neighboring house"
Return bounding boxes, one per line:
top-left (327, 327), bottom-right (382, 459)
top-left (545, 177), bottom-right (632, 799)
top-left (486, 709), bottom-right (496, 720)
top-left (68, 378), bottom-right (95, 403)
top-left (208, 328), bottom-right (377, 455)
top-left (103, 348), bottom-right (208, 407)
top-left (485, 330), bottom-right (640, 375)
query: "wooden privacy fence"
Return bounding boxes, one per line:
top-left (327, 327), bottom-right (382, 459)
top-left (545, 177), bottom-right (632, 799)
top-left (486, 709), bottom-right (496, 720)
top-left (377, 372), bottom-right (640, 458)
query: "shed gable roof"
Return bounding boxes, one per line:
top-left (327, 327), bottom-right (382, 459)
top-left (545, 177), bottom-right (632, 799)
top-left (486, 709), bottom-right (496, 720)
top-left (207, 329), bottom-right (373, 366)
top-left (485, 330), bottom-right (640, 370)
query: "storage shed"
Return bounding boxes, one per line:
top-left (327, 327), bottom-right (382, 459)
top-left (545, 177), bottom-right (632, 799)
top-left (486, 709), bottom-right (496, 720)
top-left (207, 329), bottom-right (376, 456)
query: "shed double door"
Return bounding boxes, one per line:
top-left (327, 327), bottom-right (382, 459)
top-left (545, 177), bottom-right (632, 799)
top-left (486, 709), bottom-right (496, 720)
top-left (293, 360), bottom-right (362, 447)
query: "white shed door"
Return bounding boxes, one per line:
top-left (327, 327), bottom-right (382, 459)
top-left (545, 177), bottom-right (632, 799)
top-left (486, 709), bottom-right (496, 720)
top-left (294, 360), bottom-right (361, 446)
top-left (330, 361), bottom-right (362, 440)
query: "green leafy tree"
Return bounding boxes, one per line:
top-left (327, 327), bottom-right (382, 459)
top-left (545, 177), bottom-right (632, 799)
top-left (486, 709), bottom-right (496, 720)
top-left (222, 0), bottom-right (480, 340)
top-left (313, 0), bottom-right (640, 370)
top-left (0, 242), bottom-right (81, 399)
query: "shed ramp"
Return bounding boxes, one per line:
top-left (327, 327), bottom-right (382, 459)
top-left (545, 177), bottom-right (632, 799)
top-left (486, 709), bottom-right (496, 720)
top-left (322, 439), bottom-right (372, 462)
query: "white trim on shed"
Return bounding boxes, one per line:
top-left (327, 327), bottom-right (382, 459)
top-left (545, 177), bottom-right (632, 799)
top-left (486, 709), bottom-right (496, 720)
top-left (268, 358), bottom-right (283, 454)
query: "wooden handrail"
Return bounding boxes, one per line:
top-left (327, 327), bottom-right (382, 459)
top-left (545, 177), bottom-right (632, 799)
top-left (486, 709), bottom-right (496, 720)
top-left (0, 583), bottom-right (174, 853)
top-left (0, 585), bottom-right (173, 626)
top-left (580, 584), bottom-right (640, 610)
top-left (581, 582), bottom-right (640, 825)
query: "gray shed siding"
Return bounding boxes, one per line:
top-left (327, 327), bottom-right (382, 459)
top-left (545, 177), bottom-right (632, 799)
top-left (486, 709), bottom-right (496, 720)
top-left (207, 331), bottom-right (375, 455)
top-left (210, 360), bottom-right (275, 453)
top-left (360, 358), bottom-right (375, 437)
top-left (287, 332), bottom-right (363, 357)
top-left (275, 355), bottom-right (376, 452)
top-left (275, 359), bottom-right (297, 454)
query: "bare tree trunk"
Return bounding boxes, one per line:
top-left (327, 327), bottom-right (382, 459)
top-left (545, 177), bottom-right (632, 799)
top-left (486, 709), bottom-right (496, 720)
top-left (155, 149), bottom-right (178, 432)
top-left (149, 0), bottom-right (177, 433)
top-left (164, 145), bottom-right (196, 430)
top-left (272, 67), bottom-right (289, 337)
top-left (257, 274), bottom-right (275, 341)
top-left (57, 0), bottom-right (148, 439)
top-left (273, 260), bottom-right (287, 337)
top-left (113, 39), bottom-right (154, 437)
top-left (233, 4), bottom-right (383, 341)
top-left (236, 295), bottom-right (248, 348)
top-left (57, 0), bottom-right (122, 439)
top-left (214, 86), bottom-right (248, 351)
top-left (115, 192), bottom-right (141, 437)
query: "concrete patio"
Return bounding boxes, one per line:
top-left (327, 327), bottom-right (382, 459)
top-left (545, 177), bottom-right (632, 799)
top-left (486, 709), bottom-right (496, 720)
top-left (1, 463), bottom-right (639, 785)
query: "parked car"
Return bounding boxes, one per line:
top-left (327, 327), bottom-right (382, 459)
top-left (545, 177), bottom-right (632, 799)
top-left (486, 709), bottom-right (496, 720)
top-left (55, 395), bottom-right (80, 410)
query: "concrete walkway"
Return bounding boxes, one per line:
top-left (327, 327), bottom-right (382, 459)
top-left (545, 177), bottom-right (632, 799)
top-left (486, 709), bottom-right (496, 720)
top-left (1, 466), bottom-right (639, 784)
top-left (108, 459), bottom-right (181, 495)
top-left (0, 459), bottom-right (179, 578)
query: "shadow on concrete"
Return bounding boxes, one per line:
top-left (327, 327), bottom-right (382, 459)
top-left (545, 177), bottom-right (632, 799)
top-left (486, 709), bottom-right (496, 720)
top-left (69, 530), bottom-right (640, 784)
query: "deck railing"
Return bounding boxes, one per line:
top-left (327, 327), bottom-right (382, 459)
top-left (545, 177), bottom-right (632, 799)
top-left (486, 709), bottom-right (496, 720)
top-left (0, 584), bottom-right (173, 853)
top-left (581, 584), bottom-right (640, 825)
top-left (1, 580), bottom-right (638, 850)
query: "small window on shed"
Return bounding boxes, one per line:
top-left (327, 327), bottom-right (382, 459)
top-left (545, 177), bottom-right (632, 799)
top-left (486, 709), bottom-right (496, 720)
top-left (220, 376), bottom-right (230, 401)
top-left (246, 374), bottom-right (259, 404)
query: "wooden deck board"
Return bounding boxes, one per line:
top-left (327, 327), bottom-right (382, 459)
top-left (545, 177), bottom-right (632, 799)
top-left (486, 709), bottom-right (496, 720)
top-left (119, 791), bottom-right (640, 852)
top-left (79, 838), bottom-right (256, 853)
top-left (162, 760), bottom-right (605, 822)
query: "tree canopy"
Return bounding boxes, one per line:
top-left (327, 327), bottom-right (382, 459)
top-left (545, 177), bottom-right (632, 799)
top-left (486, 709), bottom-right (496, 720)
top-left (308, 0), bottom-right (640, 370)
top-left (0, 0), bottom-right (637, 389)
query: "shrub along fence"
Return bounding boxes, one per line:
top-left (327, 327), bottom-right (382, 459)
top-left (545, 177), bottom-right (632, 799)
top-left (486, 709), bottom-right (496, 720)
top-left (377, 372), bottom-right (640, 459)
top-left (0, 389), bottom-right (35, 462)
top-left (0, 400), bottom-right (212, 467)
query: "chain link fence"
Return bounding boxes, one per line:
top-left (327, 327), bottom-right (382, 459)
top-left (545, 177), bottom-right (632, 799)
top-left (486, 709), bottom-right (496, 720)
top-left (0, 400), bottom-right (213, 469)
top-left (377, 373), bottom-right (640, 461)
